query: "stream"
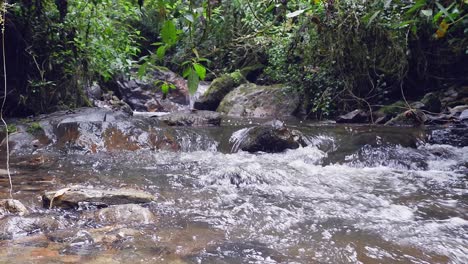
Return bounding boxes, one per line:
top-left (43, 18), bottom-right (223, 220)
top-left (0, 119), bottom-right (467, 263)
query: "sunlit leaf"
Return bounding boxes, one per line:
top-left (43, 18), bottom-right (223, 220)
top-left (161, 83), bottom-right (169, 94)
top-left (187, 68), bottom-right (199, 95)
top-left (157, 45), bottom-right (166, 60)
top-left (193, 63), bottom-right (206, 80)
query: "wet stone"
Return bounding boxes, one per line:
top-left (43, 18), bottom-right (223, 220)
top-left (81, 204), bottom-right (157, 225)
top-left (0, 215), bottom-right (63, 240)
top-left (231, 125), bottom-right (307, 153)
top-left (42, 187), bottom-right (155, 209)
top-left (0, 199), bottom-right (29, 216)
top-left (336, 109), bottom-right (369, 123)
top-left (158, 110), bottom-right (222, 126)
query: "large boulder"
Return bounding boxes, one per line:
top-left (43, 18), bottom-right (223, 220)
top-left (230, 123), bottom-right (307, 153)
top-left (194, 72), bottom-right (246, 111)
top-left (80, 204), bottom-right (156, 225)
top-left (218, 83), bottom-right (300, 118)
top-left (158, 111), bottom-right (222, 126)
top-left (42, 187), bottom-right (155, 209)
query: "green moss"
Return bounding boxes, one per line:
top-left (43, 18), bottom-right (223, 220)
top-left (27, 122), bottom-right (43, 134)
top-left (378, 101), bottom-right (407, 116)
top-left (0, 124), bottom-right (17, 134)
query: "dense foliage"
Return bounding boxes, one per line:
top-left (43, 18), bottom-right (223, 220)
top-left (1, 0), bottom-right (467, 117)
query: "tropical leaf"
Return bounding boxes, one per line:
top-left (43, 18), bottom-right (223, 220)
top-left (161, 20), bottom-right (177, 45)
top-left (187, 68), bottom-right (199, 95)
top-left (156, 45), bottom-right (167, 60)
top-left (193, 63), bottom-right (206, 80)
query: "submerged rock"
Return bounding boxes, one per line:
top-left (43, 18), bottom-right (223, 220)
top-left (336, 109), bottom-right (369, 123)
top-left (428, 122), bottom-right (468, 147)
top-left (0, 215), bottom-right (63, 240)
top-left (158, 111), bottom-right (222, 126)
top-left (43, 187), bottom-right (155, 209)
top-left (218, 83), bottom-right (300, 118)
top-left (194, 72), bottom-right (246, 111)
top-left (81, 204), bottom-right (156, 225)
top-left (231, 124), bottom-right (307, 153)
top-left (0, 199), bottom-right (29, 216)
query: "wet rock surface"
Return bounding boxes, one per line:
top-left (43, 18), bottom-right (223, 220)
top-left (158, 110), bottom-right (222, 127)
top-left (81, 204), bottom-right (156, 225)
top-left (0, 215), bottom-right (63, 240)
top-left (42, 187), bottom-right (155, 209)
top-left (336, 109), bottom-right (369, 123)
top-left (0, 199), bottom-right (29, 216)
top-left (218, 83), bottom-right (300, 118)
top-left (231, 124), bottom-right (307, 153)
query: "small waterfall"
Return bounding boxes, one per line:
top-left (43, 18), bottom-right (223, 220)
top-left (190, 81), bottom-right (210, 110)
top-left (229, 127), bottom-right (253, 153)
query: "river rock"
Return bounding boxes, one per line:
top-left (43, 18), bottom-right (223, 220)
top-left (0, 199), bottom-right (29, 216)
top-left (158, 111), bottom-right (222, 126)
top-left (116, 69), bottom-right (189, 111)
top-left (336, 109), bottom-right (369, 123)
top-left (0, 215), bottom-right (63, 240)
top-left (218, 83), bottom-right (300, 118)
top-left (459, 109), bottom-right (468, 120)
top-left (42, 187), bottom-right (155, 209)
top-left (81, 204), bottom-right (156, 225)
top-left (421, 92), bottom-right (442, 113)
top-left (231, 125), bottom-right (307, 153)
top-left (385, 109), bottom-right (426, 126)
top-left (194, 72), bottom-right (246, 111)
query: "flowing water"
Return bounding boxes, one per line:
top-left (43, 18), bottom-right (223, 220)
top-left (0, 121), bottom-right (467, 264)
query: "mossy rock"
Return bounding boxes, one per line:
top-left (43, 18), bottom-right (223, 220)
top-left (217, 83), bottom-right (299, 118)
top-left (193, 72), bottom-right (247, 111)
top-left (421, 92), bottom-right (442, 113)
top-left (378, 101), bottom-right (408, 116)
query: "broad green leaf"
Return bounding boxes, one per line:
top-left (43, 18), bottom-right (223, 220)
top-left (187, 68), bottom-right (199, 95)
top-left (182, 67), bottom-right (191, 78)
top-left (161, 20), bottom-right (177, 45)
top-left (193, 63), bottom-right (206, 80)
top-left (161, 83), bottom-right (169, 94)
top-left (157, 45), bottom-right (167, 60)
